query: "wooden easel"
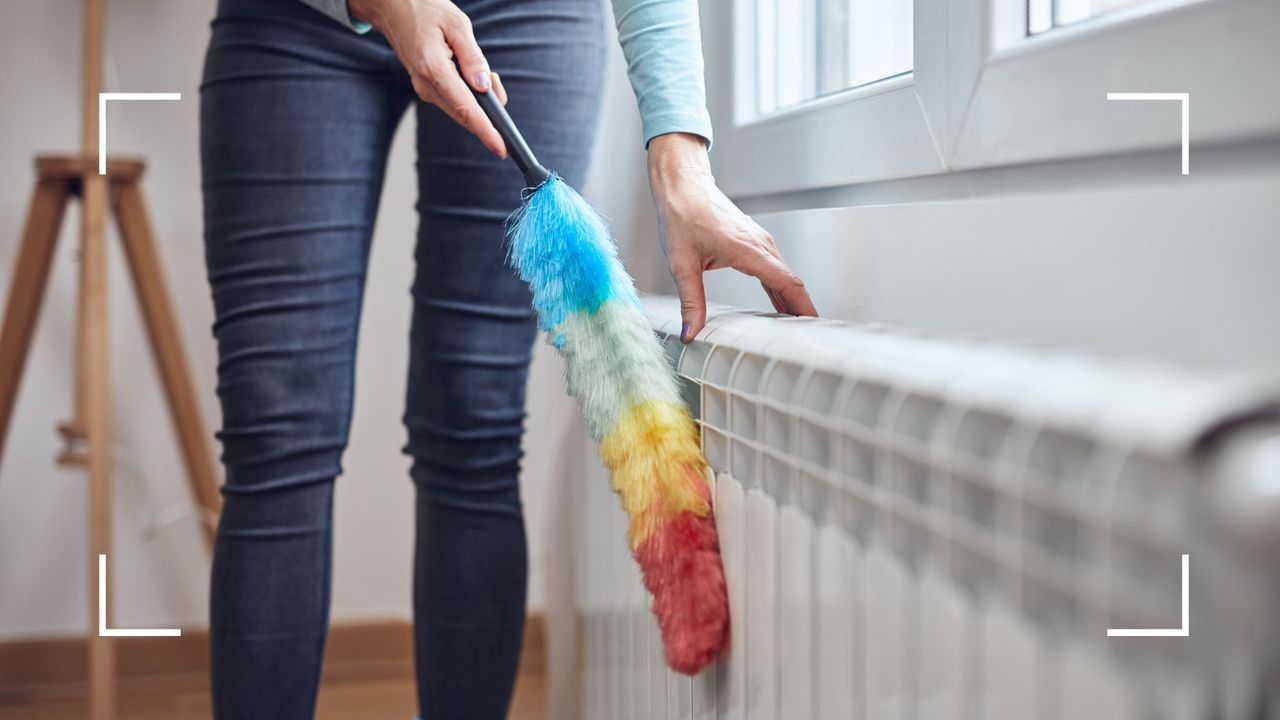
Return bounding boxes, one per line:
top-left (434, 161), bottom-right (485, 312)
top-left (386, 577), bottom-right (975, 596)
top-left (0, 1), bottom-right (220, 718)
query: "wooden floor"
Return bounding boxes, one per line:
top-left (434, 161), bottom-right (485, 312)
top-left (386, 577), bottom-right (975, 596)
top-left (0, 667), bottom-right (547, 719)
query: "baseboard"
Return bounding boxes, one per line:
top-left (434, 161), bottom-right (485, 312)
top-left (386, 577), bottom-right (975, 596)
top-left (0, 615), bottom-right (545, 703)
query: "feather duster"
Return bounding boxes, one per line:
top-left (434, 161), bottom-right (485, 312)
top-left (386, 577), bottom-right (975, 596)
top-left (509, 176), bottom-right (729, 673)
top-left (469, 84), bottom-right (730, 673)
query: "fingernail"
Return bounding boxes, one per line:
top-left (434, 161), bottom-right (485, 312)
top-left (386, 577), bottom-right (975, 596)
top-left (475, 71), bottom-right (491, 91)
top-left (681, 323), bottom-right (691, 342)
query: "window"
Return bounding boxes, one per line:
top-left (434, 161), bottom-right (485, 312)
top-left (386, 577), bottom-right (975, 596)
top-left (1028, 0), bottom-right (1162, 35)
top-left (703, 0), bottom-right (1276, 198)
top-left (754, 0), bottom-right (913, 116)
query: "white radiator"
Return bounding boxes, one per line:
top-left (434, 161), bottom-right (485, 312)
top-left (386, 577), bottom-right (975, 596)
top-left (574, 297), bottom-right (1280, 720)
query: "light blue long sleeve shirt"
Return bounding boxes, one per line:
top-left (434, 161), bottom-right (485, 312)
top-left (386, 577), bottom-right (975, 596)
top-left (297, 0), bottom-right (712, 147)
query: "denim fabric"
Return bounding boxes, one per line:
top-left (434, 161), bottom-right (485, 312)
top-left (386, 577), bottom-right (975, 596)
top-left (200, 1), bottom-right (604, 717)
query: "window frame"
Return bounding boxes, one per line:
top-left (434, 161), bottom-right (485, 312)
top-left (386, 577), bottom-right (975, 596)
top-left (702, 0), bottom-right (1280, 198)
top-left (703, 0), bottom-right (946, 198)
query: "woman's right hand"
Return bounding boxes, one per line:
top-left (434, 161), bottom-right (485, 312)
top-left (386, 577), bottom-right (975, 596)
top-left (347, 0), bottom-right (509, 158)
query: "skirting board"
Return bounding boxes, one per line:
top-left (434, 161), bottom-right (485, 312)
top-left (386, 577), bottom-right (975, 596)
top-left (0, 616), bottom-right (545, 704)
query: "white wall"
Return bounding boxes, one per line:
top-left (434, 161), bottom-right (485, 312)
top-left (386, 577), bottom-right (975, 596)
top-left (709, 159), bottom-right (1280, 372)
top-left (0, 0), bottom-right (665, 638)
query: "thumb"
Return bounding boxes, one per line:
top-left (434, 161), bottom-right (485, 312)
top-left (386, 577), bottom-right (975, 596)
top-left (673, 264), bottom-right (707, 344)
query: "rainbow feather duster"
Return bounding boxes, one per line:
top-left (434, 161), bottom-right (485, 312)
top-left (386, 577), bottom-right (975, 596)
top-left (468, 84), bottom-right (729, 673)
top-left (509, 176), bottom-right (729, 674)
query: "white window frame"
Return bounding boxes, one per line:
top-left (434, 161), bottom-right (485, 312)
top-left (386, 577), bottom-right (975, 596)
top-left (702, 0), bottom-right (1280, 198)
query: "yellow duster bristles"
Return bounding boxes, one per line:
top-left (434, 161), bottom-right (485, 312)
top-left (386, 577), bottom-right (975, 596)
top-left (599, 400), bottom-right (711, 548)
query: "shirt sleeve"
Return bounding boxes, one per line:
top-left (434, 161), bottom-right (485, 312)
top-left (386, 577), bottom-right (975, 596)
top-left (295, 0), bottom-right (372, 33)
top-left (611, 0), bottom-right (713, 148)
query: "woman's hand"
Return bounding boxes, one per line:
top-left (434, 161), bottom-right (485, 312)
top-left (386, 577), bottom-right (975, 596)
top-left (348, 0), bottom-right (509, 157)
top-left (648, 133), bottom-right (818, 343)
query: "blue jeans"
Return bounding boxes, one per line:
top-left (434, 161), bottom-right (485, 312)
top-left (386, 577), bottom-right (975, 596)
top-left (199, 1), bottom-right (604, 717)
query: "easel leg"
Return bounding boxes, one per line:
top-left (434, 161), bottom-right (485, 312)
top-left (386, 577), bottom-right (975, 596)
top-left (113, 181), bottom-right (222, 546)
top-left (0, 178), bottom-right (69, 459)
top-left (81, 172), bottom-right (115, 720)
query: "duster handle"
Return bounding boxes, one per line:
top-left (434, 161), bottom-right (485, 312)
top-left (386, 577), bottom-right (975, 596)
top-left (472, 85), bottom-right (552, 187)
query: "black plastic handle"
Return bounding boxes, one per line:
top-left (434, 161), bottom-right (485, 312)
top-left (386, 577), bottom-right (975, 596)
top-left (472, 86), bottom-right (551, 187)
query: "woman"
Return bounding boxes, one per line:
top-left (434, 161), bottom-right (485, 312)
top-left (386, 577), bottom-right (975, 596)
top-left (200, 0), bottom-right (815, 717)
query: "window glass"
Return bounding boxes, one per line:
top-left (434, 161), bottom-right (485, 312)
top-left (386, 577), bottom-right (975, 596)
top-left (756, 0), bottom-right (913, 116)
top-left (1029, 0), bottom-right (1158, 35)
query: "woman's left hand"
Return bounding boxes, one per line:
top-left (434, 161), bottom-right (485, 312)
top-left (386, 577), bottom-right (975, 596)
top-left (647, 132), bottom-right (818, 343)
